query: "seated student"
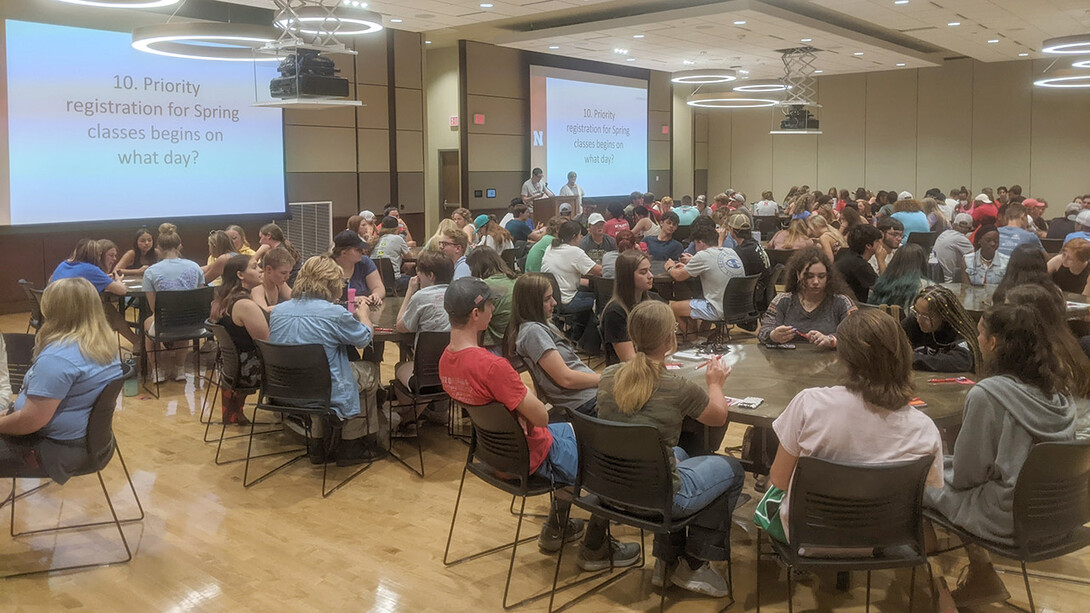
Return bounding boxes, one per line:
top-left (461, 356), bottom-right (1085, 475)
top-left (890, 198), bottom-right (930, 244)
top-left (383, 204), bottom-right (416, 246)
top-left (269, 256), bottom-right (385, 465)
top-left (254, 223), bottom-right (302, 287)
top-left (996, 203), bottom-right (1044, 256)
top-left (601, 229), bottom-right (640, 279)
top-left (114, 227), bottom-right (158, 276)
top-left (524, 216), bottom-right (562, 273)
top-left (1066, 209), bottom-right (1090, 245)
top-left (1005, 284), bottom-right (1090, 362)
top-left (203, 230), bottom-right (238, 286)
top-left (723, 214), bottom-right (772, 311)
top-left (933, 213), bottom-right (975, 283)
top-left (507, 274), bottom-right (600, 416)
top-left (373, 216), bottom-right (413, 291)
top-left (768, 310), bottom-right (944, 543)
top-left (835, 224), bottom-right (882, 303)
top-left (1047, 237), bottom-right (1090, 295)
top-left (251, 246), bottom-right (294, 313)
top-left (962, 225), bottom-right (1007, 286)
top-left (50, 238), bottom-right (140, 349)
top-left (467, 246), bottom-right (517, 352)
top-left (504, 204), bottom-right (544, 243)
top-left (759, 247), bottom-right (857, 348)
top-left (868, 217), bottom-right (903, 273)
top-left (225, 224), bottom-right (257, 256)
top-left (926, 303), bottom-right (1086, 610)
top-left (596, 301), bottom-right (745, 595)
top-left (211, 255), bottom-right (268, 425)
top-left (631, 205), bottom-right (659, 237)
top-left (96, 240), bottom-right (120, 276)
top-left (142, 224), bottom-right (205, 382)
top-left (603, 202), bottom-right (630, 238)
top-left (0, 278), bottom-right (123, 482)
top-left (450, 207), bottom-right (475, 242)
top-left (392, 250), bottom-right (454, 431)
top-left (541, 221), bottom-right (603, 352)
top-left (902, 285), bottom-right (980, 372)
top-left (753, 191), bottom-right (779, 216)
top-left (473, 215), bottom-right (515, 254)
top-left (1046, 203), bottom-right (1081, 240)
top-left (665, 224), bottom-right (745, 337)
top-left (330, 230), bottom-right (385, 307)
top-left (424, 219), bottom-right (461, 252)
top-left (439, 277), bottom-right (640, 566)
top-left (435, 227), bottom-right (472, 280)
top-left (642, 212), bottom-right (685, 261)
top-left (768, 219), bottom-right (813, 250)
top-left (601, 250), bottom-right (660, 365)
top-left (808, 214), bottom-right (848, 262)
top-left (868, 243), bottom-right (932, 311)
top-left (991, 243), bottom-right (1049, 304)
top-left (579, 213), bottom-right (617, 261)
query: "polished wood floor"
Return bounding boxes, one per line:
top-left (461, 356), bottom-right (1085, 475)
top-left (2, 311), bottom-right (1088, 612)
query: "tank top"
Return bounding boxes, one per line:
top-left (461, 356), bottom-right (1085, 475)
top-left (221, 307), bottom-right (257, 353)
top-left (1052, 264), bottom-right (1089, 294)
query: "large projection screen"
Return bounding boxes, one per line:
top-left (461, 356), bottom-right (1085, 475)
top-left (529, 65), bottom-right (648, 198)
top-left (0, 19), bottom-right (286, 227)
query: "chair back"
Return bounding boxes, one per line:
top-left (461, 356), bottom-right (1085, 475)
top-left (1011, 441), bottom-right (1090, 553)
top-left (787, 455), bottom-right (933, 553)
top-left (590, 276), bottom-right (615, 317)
top-left (153, 287), bottom-right (214, 336)
top-left (18, 280), bottom-right (45, 331)
top-left (3, 332), bottom-right (36, 394)
top-left (720, 274), bottom-right (761, 323)
top-left (756, 216), bottom-right (783, 237)
top-left (412, 331), bottom-right (450, 394)
top-left (207, 323), bottom-right (256, 391)
top-left (85, 378), bottom-right (125, 472)
top-left (373, 258), bottom-right (398, 297)
top-left (906, 231), bottom-right (939, 252)
top-left (568, 411), bottom-right (676, 522)
top-left (500, 249), bottom-right (517, 272)
top-left (540, 271), bottom-right (562, 302)
top-left (463, 402), bottom-right (534, 488)
top-left (672, 225), bottom-right (691, 244)
top-left (766, 249), bottom-right (795, 268)
top-left (1040, 238), bottom-right (1064, 254)
top-left (253, 340), bottom-right (332, 411)
top-left (878, 303), bottom-right (904, 321)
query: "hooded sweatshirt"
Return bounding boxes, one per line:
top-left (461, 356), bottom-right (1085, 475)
top-left (925, 375), bottom-right (1075, 545)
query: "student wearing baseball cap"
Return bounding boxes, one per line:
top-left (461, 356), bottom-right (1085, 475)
top-left (578, 212), bottom-right (616, 260)
top-left (1064, 210), bottom-right (1090, 245)
top-left (1046, 202), bottom-right (1084, 240)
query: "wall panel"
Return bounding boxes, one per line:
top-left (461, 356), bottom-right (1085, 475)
top-left (729, 110), bottom-right (774, 201)
top-left (816, 73), bottom-right (866, 193)
top-left (864, 70), bottom-right (918, 190)
top-left (971, 61), bottom-right (1032, 192)
top-left (916, 58), bottom-right (972, 196)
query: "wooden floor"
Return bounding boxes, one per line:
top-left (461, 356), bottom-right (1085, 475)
top-left (2, 311), bottom-right (1088, 612)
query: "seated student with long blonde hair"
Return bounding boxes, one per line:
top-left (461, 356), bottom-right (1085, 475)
top-left (203, 230), bottom-right (238, 286)
top-left (0, 278), bottom-right (121, 481)
top-left (251, 246), bottom-right (294, 313)
top-left (596, 300), bottom-right (745, 597)
top-left (769, 219), bottom-right (814, 250)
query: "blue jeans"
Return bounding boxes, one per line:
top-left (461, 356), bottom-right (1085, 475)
top-left (656, 447), bottom-right (746, 563)
top-left (556, 290), bottom-right (601, 354)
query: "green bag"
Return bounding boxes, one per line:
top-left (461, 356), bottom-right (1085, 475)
top-left (752, 484), bottom-right (787, 543)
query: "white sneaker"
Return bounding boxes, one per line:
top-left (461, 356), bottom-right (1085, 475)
top-left (152, 368), bottom-right (169, 384)
top-left (172, 364), bottom-right (187, 381)
top-left (671, 561), bottom-right (731, 598)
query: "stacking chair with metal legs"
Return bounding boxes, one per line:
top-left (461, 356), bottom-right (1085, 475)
top-left (703, 274), bottom-right (761, 351)
top-left (925, 441), bottom-right (1090, 613)
top-left (143, 286), bottom-right (214, 399)
top-left (387, 331), bottom-right (450, 477)
top-left (201, 324), bottom-right (279, 463)
top-left (754, 455), bottom-right (934, 613)
top-left (549, 410), bottom-right (736, 613)
top-left (17, 279), bottom-right (44, 333)
top-left (247, 340), bottom-right (372, 498)
top-left (2, 333), bottom-right (35, 394)
top-left (3, 379), bottom-right (145, 579)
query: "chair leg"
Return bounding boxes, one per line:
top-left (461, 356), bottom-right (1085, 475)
top-left (442, 465), bottom-right (470, 566)
top-left (786, 560), bottom-right (794, 613)
top-left (509, 494), bottom-right (549, 520)
top-left (866, 570), bottom-right (872, 612)
top-left (387, 396), bottom-right (425, 478)
top-left (199, 356), bottom-right (222, 428)
top-left (321, 423), bottom-right (373, 499)
top-left (242, 411), bottom-right (307, 489)
top-left (501, 495), bottom-right (529, 609)
top-left (1021, 561), bottom-right (1035, 613)
top-left (756, 529), bottom-right (762, 613)
top-left (909, 566), bottom-right (917, 613)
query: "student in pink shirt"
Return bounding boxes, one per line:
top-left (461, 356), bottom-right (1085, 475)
top-left (603, 202), bottom-right (630, 239)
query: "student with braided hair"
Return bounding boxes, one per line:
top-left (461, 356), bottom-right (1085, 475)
top-left (901, 285), bottom-right (980, 373)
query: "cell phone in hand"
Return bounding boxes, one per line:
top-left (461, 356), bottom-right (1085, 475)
top-left (765, 343), bottom-right (796, 349)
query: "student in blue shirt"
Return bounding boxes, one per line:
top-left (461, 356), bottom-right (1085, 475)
top-left (330, 230), bottom-right (385, 306)
top-left (142, 224), bottom-right (206, 382)
top-left (996, 203), bottom-right (1044, 256)
top-left (269, 255), bottom-right (386, 465)
top-left (641, 212), bottom-right (685, 261)
top-left (50, 238), bottom-right (140, 348)
top-left (0, 278), bottom-right (120, 483)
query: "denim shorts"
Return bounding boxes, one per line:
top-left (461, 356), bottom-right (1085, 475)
top-left (688, 298), bottom-right (719, 321)
top-left (534, 422), bottom-right (578, 485)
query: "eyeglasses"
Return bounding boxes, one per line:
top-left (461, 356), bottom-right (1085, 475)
top-left (439, 241), bottom-right (456, 248)
top-left (908, 305), bottom-right (939, 324)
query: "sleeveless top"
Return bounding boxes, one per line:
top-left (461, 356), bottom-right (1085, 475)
top-left (221, 307), bottom-right (257, 354)
top-left (1052, 264), bottom-right (1089, 294)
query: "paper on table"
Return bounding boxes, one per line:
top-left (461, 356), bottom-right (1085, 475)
top-left (672, 349), bottom-right (726, 361)
top-left (725, 396), bottom-right (764, 409)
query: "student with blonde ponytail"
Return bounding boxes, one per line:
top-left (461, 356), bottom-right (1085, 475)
top-left (596, 300), bottom-right (746, 597)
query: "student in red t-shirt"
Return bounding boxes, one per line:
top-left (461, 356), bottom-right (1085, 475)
top-left (438, 277), bottom-right (640, 569)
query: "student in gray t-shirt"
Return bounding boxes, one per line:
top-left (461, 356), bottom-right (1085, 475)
top-left (393, 251), bottom-right (454, 424)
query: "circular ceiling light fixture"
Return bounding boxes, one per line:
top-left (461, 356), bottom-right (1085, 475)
top-left (733, 79), bottom-right (791, 93)
top-left (1033, 67), bottom-right (1090, 88)
top-left (275, 7), bottom-right (383, 36)
top-left (1042, 34), bottom-right (1090, 54)
top-left (1073, 58), bottom-right (1090, 68)
top-left (687, 91), bottom-right (778, 108)
top-left (53, 0), bottom-right (180, 7)
top-left (671, 69), bottom-right (737, 84)
top-left (132, 23), bottom-right (281, 61)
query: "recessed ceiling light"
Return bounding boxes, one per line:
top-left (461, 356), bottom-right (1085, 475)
top-left (549, 45), bottom-right (559, 50)
top-left (425, 40), bottom-right (431, 44)
top-left (390, 18), bottom-right (402, 23)
top-left (801, 38), bottom-right (812, 43)
top-left (894, 0), bottom-right (909, 4)
top-left (480, 2), bottom-right (493, 7)
top-left (853, 52), bottom-right (864, 56)
top-left (733, 20), bottom-right (746, 25)
top-left (814, 70), bottom-right (823, 73)
top-left (896, 63), bottom-right (906, 67)
top-left (682, 60), bottom-right (695, 65)
top-left (626, 58), bottom-right (636, 62)
top-left (633, 34), bottom-right (644, 39)
top-left (1018, 52), bottom-right (1029, 57)
top-left (738, 69), bottom-right (749, 74)
top-left (988, 39), bottom-right (999, 44)
top-left (948, 22), bottom-right (960, 27)
top-left (613, 48), bottom-right (628, 55)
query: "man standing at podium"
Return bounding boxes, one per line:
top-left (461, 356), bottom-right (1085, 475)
top-left (521, 167), bottom-right (554, 203)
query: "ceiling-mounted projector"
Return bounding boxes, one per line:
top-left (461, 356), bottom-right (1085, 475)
top-left (270, 49), bottom-right (348, 99)
top-left (779, 105), bottom-right (819, 130)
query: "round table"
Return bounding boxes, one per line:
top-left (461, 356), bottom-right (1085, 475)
top-left (940, 282), bottom-right (1089, 319)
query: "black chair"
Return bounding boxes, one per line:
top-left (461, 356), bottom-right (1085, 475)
top-left (388, 331), bottom-right (450, 477)
top-left (143, 286), bottom-right (214, 399)
top-left (767, 263), bottom-right (787, 290)
top-left (248, 340), bottom-right (372, 498)
top-left (17, 280), bottom-right (44, 334)
top-left (501, 248), bottom-right (518, 273)
top-left (3, 378), bottom-right (145, 579)
top-left (589, 276), bottom-right (614, 318)
top-left (704, 274), bottom-right (761, 350)
top-left (925, 441), bottom-right (1090, 613)
top-left (673, 224), bottom-right (692, 244)
top-left (3, 332), bottom-right (35, 394)
top-left (541, 272), bottom-right (579, 338)
top-left (755, 216), bottom-right (784, 239)
top-left (907, 231), bottom-right (939, 252)
top-left (373, 257), bottom-right (399, 297)
top-left (1040, 237), bottom-right (1064, 254)
top-left (443, 402), bottom-right (576, 609)
top-left (201, 324), bottom-right (279, 463)
top-left (766, 249), bottom-right (795, 268)
top-left (549, 410), bottom-right (735, 612)
top-left (755, 455), bottom-right (934, 613)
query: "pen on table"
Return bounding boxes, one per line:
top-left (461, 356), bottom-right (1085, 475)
top-left (696, 356), bottom-right (721, 369)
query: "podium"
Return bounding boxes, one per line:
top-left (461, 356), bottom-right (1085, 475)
top-left (532, 196), bottom-right (578, 225)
